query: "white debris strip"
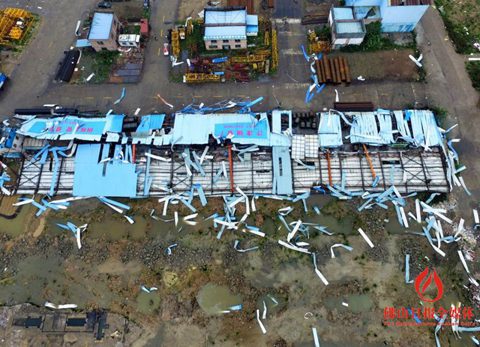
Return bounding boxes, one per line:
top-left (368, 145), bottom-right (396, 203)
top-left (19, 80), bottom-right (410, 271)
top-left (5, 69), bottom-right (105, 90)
top-left (183, 213), bottom-right (198, 221)
top-left (474, 209), bottom-right (480, 225)
top-left (262, 300), bottom-right (267, 319)
top-left (357, 228), bottom-right (374, 248)
top-left (278, 240), bottom-right (311, 254)
top-left (342, 302), bottom-right (349, 307)
top-left (312, 253), bottom-right (329, 286)
top-left (287, 220), bottom-right (302, 242)
top-left (256, 309), bottom-right (267, 334)
top-left (45, 302), bottom-right (78, 310)
top-left (312, 327), bottom-right (320, 347)
top-left (124, 215), bottom-right (135, 224)
top-left (330, 243), bottom-right (353, 258)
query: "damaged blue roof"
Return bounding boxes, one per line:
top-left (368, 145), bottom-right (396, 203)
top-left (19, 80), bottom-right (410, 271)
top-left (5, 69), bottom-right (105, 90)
top-left (136, 114), bottom-right (165, 133)
top-left (73, 144), bottom-right (138, 197)
top-left (18, 114), bottom-right (125, 141)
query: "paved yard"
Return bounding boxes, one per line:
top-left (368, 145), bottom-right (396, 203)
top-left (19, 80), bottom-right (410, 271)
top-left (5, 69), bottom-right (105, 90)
top-left (0, 0), bottom-right (425, 116)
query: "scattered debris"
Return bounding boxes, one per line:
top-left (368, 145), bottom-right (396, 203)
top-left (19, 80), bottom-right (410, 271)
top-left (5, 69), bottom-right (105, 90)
top-left (256, 309), bottom-right (267, 334)
top-left (113, 87), bottom-right (126, 105)
top-left (44, 302), bottom-right (78, 310)
top-left (140, 285), bottom-right (158, 294)
top-left (357, 228), bottom-right (374, 248)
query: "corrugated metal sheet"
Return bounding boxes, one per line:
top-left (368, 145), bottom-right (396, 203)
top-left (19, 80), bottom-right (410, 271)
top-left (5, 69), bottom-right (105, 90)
top-left (204, 26), bottom-right (246, 40)
top-left (272, 146), bottom-right (293, 195)
top-left (204, 9), bottom-right (248, 40)
top-left (318, 113), bottom-right (343, 147)
top-left (205, 9), bottom-right (246, 25)
top-left (407, 109), bottom-right (443, 147)
top-left (88, 12), bottom-right (114, 40)
top-left (135, 114), bottom-right (165, 133)
top-left (73, 144), bottom-right (138, 197)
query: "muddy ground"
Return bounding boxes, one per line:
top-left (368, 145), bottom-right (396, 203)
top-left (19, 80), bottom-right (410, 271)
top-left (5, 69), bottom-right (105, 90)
top-left (0, 194), bottom-right (476, 346)
top-left (332, 49), bottom-right (421, 82)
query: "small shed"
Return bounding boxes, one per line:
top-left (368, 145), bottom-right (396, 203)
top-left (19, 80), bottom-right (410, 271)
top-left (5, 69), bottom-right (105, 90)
top-left (119, 34), bottom-right (140, 47)
top-left (328, 7), bottom-right (366, 48)
top-left (140, 18), bottom-right (149, 37)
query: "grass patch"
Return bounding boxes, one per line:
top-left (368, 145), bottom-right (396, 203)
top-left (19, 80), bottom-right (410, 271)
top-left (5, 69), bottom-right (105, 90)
top-left (435, 0), bottom-right (480, 54)
top-left (92, 51), bottom-right (119, 83)
top-left (76, 50), bottom-right (119, 83)
top-left (466, 61), bottom-right (480, 91)
top-left (123, 24), bottom-right (141, 35)
top-left (340, 22), bottom-right (413, 52)
top-left (429, 105), bottom-right (448, 127)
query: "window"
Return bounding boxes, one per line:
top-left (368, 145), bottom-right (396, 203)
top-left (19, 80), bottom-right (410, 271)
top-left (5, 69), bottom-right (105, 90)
top-left (97, 41), bottom-right (104, 45)
top-left (211, 40), bottom-right (217, 43)
top-left (235, 44), bottom-right (241, 48)
top-left (234, 39), bottom-right (241, 42)
top-left (223, 39), bottom-right (229, 43)
top-left (210, 45), bottom-right (218, 49)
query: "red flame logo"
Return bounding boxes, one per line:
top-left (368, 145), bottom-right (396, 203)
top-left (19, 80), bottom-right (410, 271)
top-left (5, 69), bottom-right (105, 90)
top-left (414, 267), bottom-right (444, 303)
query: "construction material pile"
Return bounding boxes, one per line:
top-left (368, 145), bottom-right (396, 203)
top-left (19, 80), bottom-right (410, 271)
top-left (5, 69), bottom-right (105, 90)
top-left (315, 55), bottom-right (351, 84)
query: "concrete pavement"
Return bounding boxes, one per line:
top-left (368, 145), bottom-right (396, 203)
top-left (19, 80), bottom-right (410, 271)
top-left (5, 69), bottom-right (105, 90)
top-left (417, 7), bottom-right (480, 213)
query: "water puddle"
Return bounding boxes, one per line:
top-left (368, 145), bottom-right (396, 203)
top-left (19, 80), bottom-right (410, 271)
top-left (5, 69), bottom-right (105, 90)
top-left (0, 205), bottom-right (34, 237)
top-left (196, 283), bottom-right (242, 315)
top-left (324, 294), bottom-right (374, 313)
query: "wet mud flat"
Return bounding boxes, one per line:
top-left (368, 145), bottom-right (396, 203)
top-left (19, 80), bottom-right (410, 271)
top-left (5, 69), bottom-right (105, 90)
top-left (0, 194), bottom-right (475, 346)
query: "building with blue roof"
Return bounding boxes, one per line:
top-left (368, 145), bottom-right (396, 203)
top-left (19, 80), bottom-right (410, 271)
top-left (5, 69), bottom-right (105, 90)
top-left (203, 7), bottom-right (258, 50)
top-left (332, 0), bottom-right (430, 44)
top-left (88, 12), bottom-right (120, 52)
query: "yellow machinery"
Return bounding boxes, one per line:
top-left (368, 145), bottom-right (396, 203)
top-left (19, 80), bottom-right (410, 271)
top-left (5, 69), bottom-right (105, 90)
top-left (0, 8), bottom-right (33, 43)
top-left (264, 30), bottom-right (270, 47)
top-left (271, 28), bottom-right (278, 70)
top-left (171, 29), bottom-right (180, 57)
top-left (231, 53), bottom-right (269, 64)
top-left (178, 26), bottom-right (185, 40)
top-left (184, 73), bottom-right (221, 83)
top-left (309, 41), bottom-right (331, 54)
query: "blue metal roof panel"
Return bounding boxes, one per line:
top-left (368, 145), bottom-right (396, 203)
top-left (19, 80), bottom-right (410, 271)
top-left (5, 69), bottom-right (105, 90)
top-left (172, 113), bottom-right (272, 146)
top-left (18, 115), bottom-right (125, 141)
top-left (136, 114), bottom-right (165, 132)
top-left (246, 25), bottom-right (258, 34)
top-left (76, 39), bottom-right (92, 48)
top-left (88, 12), bottom-right (114, 40)
top-left (105, 114), bottom-right (125, 133)
top-left (336, 21), bottom-right (364, 34)
top-left (318, 113), bottom-right (343, 147)
top-left (272, 146), bottom-right (293, 195)
top-left (205, 9), bottom-right (246, 25)
top-left (246, 15), bottom-right (258, 26)
top-left (333, 7), bottom-right (355, 20)
top-left (204, 26), bottom-right (247, 40)
top-left (73, 144), bottom-right (138, 197)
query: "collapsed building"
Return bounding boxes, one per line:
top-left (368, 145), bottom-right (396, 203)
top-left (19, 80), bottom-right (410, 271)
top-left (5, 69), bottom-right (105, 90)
top-left (0, 106), bottom-right (450, 199)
